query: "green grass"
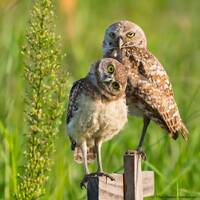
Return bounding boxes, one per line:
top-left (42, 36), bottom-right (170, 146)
top-left (0, 0), bottom-right (200, 199)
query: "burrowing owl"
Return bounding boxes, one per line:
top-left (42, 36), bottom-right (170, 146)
top-left (103, 20), bottom-right (188, 155)
top-left (67, 58), bottom-right (128, 187)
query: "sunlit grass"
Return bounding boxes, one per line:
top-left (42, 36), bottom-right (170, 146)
top-left (0, 0), bottom-right (200, 199)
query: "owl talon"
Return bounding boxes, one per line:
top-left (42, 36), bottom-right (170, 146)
top-left (137, 148), bottom-right (147, 160)
top-left (80, 174), bottom-right (90, 189)
top-left (98, 172), bottom-right (115, 181)
top-left (89, 172), bottom-right (115, 181)
top-left (80, 172), bottom-right (115, 189)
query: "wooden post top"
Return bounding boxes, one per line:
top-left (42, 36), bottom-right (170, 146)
top-left (87, 150), bottom-right (154, 200)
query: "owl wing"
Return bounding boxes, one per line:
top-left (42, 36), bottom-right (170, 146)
top-left (66, 78), bottom-right (96, 162)
top-left (67, 78), bottom-right (85, 124)
top-left (128, 48), bottom-right (188, 140)
top-left (66, 78), bottom-right (85, 150)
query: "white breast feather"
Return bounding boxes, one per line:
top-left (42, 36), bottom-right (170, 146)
top-left (67, 93), bottom-right (127, 147)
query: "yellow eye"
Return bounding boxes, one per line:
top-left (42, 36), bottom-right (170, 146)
top-left (107, 64), bottom-right (115, 73)
top-left (112, 82), bottom-right (120, 90)
top-left (126, 32), bottom-right (135, 38)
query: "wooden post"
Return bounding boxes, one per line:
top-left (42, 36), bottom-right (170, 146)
top-left (87, 150), bottom-right (154, 200)
top-left (124, 150), bottom-right (143, 200)
top-left (87, 174), bottom-right (124, 200)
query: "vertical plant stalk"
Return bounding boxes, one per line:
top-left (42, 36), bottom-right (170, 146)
top-left (16, 0), bottom-right (68, 199)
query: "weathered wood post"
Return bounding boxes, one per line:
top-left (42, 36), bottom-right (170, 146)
top-left (124, 150), bottom-right (143, 200)
top-left (87, 150), bottom-right (154, 200)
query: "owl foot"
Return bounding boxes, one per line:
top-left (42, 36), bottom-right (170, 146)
top-left (80, 172), bottom-right (115, 189)
top-left (80, 174), bottom-right (92, 189)
top-left (137, 148), bottom-right (147, 160)
top-left (95, 172), bottom-right (115, 181)
top-left (88, 172), bottom-right (115, 181)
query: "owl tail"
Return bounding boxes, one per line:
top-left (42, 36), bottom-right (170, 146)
top-left (73, 146), bottom-right (96, 164)
top-left (170, 122), bottom-right (189, 141)
top-left (179, 123), bottom-right (189, 141)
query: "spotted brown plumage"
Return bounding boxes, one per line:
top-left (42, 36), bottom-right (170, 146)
top-left (103, 20), bottom-right (188, 152)
top-left (125, 46), bottom-right (188, 139)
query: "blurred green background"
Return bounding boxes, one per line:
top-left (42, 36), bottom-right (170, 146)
top-left (0, 0), bottom-right (200, 199)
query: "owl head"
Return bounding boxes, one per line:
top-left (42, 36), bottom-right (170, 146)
top-left (89, 58), bottom-right (128, 98)
top-left (103, 20), bottom-right (147, 55)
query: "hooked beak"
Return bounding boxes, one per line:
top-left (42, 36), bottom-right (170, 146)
top-left (118, 36), bottom-right (124, 49)
top-left (102, 75), bottom-right (112, 83)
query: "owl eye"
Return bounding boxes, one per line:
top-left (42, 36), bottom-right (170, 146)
top-left (126, 32), bottom-right (135, 38)
top-left (107, 64), bottom-right (115, 73)
top-left (109, 32), bottom-right (116, 38)
top-left (112, 82), bottom-right (120, 90)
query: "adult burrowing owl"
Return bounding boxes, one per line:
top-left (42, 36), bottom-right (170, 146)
top-left (67, 58), bottom-right (128, 187)
top-left (103, 20), bottom-right (188, 156)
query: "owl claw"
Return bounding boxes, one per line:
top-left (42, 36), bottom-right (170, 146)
top-left (96, 172), bottom-right (115, 181)
top-left (137, 148), bottom-right (147, 160)
top-left (80, 174), bottom-right (90, 189)
top-left (87, 172), bottom-right (115, 181)
top-left (80, 172), bottom-right (115, 189)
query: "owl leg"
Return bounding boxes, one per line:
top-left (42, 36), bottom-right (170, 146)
top-left (80, 141), bottom-right (89, 174)
top-left (96, 140), bottom-right (103, 173)
top-left (92, 140), bottom-right (115, 181)
top-left (80, 141), bottom-right (90, 189)
top-left (136, 116), bottom-right (150, 160)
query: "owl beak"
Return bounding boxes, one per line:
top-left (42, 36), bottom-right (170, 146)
top-left (103, 75), bottom-right (112, 83)
top-left (118, 37), bottom-right (124, 49)
top-left (103, 77), bottom-right (112, 83)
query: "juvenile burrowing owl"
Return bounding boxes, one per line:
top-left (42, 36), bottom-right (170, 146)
top-left (67, 58), bottom-right (128, 187)
top-left (103, 20), bottom-right (188, 156)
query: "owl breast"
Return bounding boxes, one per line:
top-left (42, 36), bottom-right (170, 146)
top-left (67, 93), bottom-right (128, 147)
